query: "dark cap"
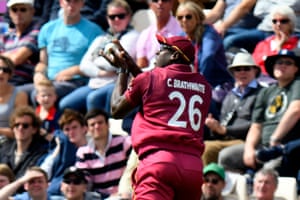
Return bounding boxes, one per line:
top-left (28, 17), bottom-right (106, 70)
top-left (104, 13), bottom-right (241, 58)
top-left (203, 163), bottom-right (225, 180)
top-left (156, 34), bottom-right (195, 63)
top-left (63, 166), bottom-right (87, 183)
top-left (264, 48), bottom-right (300, 78)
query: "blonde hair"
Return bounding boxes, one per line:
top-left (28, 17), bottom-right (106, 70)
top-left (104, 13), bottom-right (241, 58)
top-left (35, 79), bottom-right (56, 94)
top-left (0, 164), bottom-right (15, 183)
top-left (176, 1), bottom-right (205, 44)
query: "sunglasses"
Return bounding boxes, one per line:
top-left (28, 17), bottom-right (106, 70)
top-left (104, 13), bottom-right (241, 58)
top-left (275, 59), bottom-right (295, 66)
top-left (272, 19), bottom-right (290, 24)
top-left (13, 122), bottom-right (31, 129)
top-left (152, 0), bottom-right (170, 3)
top-left (204, 177), bottom-right (221, 185)
top-left (11, 7), bottom-right (28, 13)
top-left (0, 66), bottom-right (11, 73)
top-left (177, 14), bottom-right (193, 21)
top-left (107, 13), bottom-right (127, 20)
top-left (233, 66), bottom-right (252, 72)
top-left (63, 179), bottom-right (84, 185)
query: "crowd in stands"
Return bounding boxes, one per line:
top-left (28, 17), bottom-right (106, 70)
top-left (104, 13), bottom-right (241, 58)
top-left (0, 0), bottom-right (300, 199)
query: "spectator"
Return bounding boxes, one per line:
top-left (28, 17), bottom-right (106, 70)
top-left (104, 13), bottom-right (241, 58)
top-left (4, 0), bottom-right (54, 29)
top-left (51, 166), bottom-right (101, 200)
top-left (75, 109), bottom-right (131, 198)
top-left (0, 0), bottom-right (39, 85)
top-left (219, 49), bottom-right (300, 180)
top-left (250, 168), bottom-right (278, 200)
top-left (203, 52), bottom-right (262, 166)
top-left (0, 55), bottom-right (28, 141)
top-left (40, 109), bottom-right (88, 195)
top-left (35, 79), bottom-right (61, 138)
top-left (136, 0), bottom-right (182, 70)
top-left (59, 0), bottom-right (139, 114)
top-left (49, 0), bottom-right (111, 31)
top-left (253, 5), bottom-right (299, 75)
top-left (0, 164), bottom-right (15, 189)
top-left (225, 0), bottom-right (300, 53)
top-left (201, 163), bottom-right (226, 200)
top-left (0, 106), bottom-right (48, 186)
top-left (176, 1), bottom-right (233, 88)
top-left (17, 0), bottom-right (104, 105)
top-left (0, 166), bottom-right (50, 200)
top-left (204, 0), bottom-right (260, 50)
top-left (107, 35), bottom-right (211, 199)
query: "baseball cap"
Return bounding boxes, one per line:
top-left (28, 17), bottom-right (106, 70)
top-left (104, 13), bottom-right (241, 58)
top-left (203, 163), bottom-right (225, 180)
top-left (156, 34), bottom-right (195, 63)
top-left (63, 166), bottom-right (87, 183)
top-left (264, 48), bottom-right (300, 78)
top-left (7, 0), bottom-right (34, 7)
top-left (228, 52), bottom-right (261, 77)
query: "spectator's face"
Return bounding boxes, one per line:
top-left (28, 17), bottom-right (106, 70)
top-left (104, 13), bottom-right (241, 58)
top-left (24, 173), bottom-right (48, 199)
top-left (9, 4), bottom-right (34, 28)
top-left (272, 13), bottom-right (293, 35)
top-left (201, 173), bottom-right (225, 200)
top-left (273, 57), bottom-right (298, 81)
top-left (87, 115), bottom-right (109, 140)
top-left (150, 0), bottom-right (173, 20)
top-left (253, 174), bottom-right (277, 200)
top-left (13, 115), bottom-right (37, 142)
top-left (35, 87), bottom-right (57, 110)
top-left (232, 66), bottom-right (257, 88)
top-left (63, 120), bottom-right (87, 147)
top-left (0, 175), bottom-right (10, 189)
top-left (60, 0), bottom-right (84, 18)
top-left (107, 6), bottom-right (130, 34)
top-left (0, 60), bottom-right (12, 84)
top-left (61, 175), bottom-right (87, 199)
top-left (176, 7), bottom-right (198, 36)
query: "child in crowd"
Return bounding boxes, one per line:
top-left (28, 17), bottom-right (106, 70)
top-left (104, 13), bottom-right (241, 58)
top-left (35, 80), bottom-right (60, 140)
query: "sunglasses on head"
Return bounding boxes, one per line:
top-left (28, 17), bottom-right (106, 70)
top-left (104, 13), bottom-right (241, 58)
top-left (0, 66), bottom-right (11, 73)
top-left (107, 13), bottom-right (127, 20)
top-left (13, 122), bottom-right (31, 129)
top-left (272, 19), bottom-right (290, 24)
top-left (11, 7), bottom-right (28, 13)
top-left (177, 14), bottom-right (193, 21)
top-left (233, 66), bottom-right (252, 72)
top-left (63, 178), bottom-right (84, 185)
top-left (275, 59), bottom-right (295, 66)
top-left (204, 177), bottom-right (221, 185)
top-left (152, 0), bottom-right (170, 3)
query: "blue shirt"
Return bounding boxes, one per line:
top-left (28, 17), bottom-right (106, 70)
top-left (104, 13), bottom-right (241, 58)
top-left (38, 17), bottom-right (103, 80)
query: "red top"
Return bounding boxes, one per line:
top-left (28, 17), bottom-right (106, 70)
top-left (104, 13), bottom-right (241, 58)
top-left (252, 35), bottom-right (299, 74)
top-left (125, 64), bottom-right (212, 158)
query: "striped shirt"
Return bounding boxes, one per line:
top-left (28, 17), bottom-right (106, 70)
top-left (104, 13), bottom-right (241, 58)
top-left (76, 133), bottom-right (131, 197)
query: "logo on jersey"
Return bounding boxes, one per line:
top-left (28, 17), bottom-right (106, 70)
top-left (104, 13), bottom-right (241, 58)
top-left (266, 91), bottom-right (288, 118)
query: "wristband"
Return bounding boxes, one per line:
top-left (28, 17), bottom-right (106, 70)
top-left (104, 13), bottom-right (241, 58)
top-left (117, 68), bottom-right (128, 74)
top-left (270, 136), bottom-right (281, 143)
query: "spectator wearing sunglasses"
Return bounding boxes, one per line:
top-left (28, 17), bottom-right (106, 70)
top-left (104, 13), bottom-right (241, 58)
top-left (203, 52), bottom-right (262, 167)
top-left (0, 106), bottom-right (48, 193)
top-left (51, 166), bottom-right (101, 200)
top-left (222, 0), bottom-right (300, 53)
top-left (201, 163), bottom-right (226, 200)
top-left (0, 55), bottom-right (28, 142)
top-left (219, 49), bottom-right (300, 181)
top-left (176, 1), bottom-right (233, 138)
top-left (0, 0), bottom-right (40, 86)
top-left (252, 5), bottom-right (299, 77)
top-left (59, 0), bottom-right (139, 115)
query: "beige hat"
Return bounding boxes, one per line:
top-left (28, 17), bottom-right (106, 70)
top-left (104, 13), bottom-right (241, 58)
top-left (228, 52), bottom-right (261, 77)
top-left (7, 0), bottom-right (34, 7)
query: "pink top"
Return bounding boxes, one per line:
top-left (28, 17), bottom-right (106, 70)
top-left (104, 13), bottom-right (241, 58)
top-left (136, 15), bottom-right (182, 63)
top-left (125, 64), bottom-right (212, 158)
